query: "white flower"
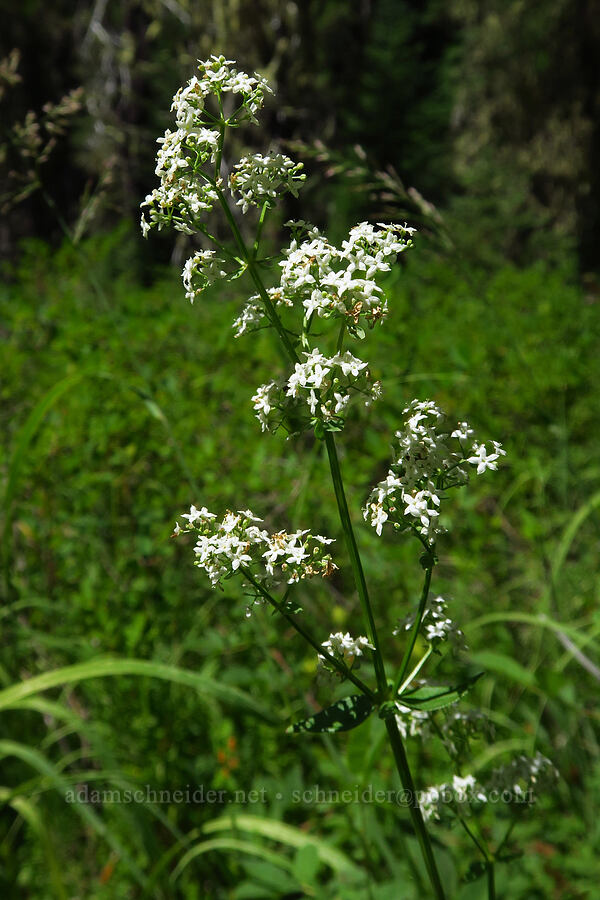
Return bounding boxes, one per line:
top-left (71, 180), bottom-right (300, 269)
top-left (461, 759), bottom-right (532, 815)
top-left (422, 597), bottom-right (466, 648)
top-left (467, 441), bottom-right (506, 474)
top-left (181, 505), bottom-right (216, 524)
top-left (419, 786), bottom-right (442, 821)
top-left (419, 773), bottom-right (486, 822)
top-left (251, 381), bottom-right (282, 432)
top-left (452, 774), bottom-right (476, 803)
top-left (402, 489), bottom-right (440, 533)
top-left (335, 351), bottom-right (368, 378)
top-left (451, 421), bottom-right (474, 441)
top-left (394, 703), bottom-right (430, 739)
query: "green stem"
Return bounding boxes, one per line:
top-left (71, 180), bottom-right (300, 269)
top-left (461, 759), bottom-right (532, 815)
top-left (253, 202), bottom-right (269, 258)
top-left (215, 97), bottom-right (225, 179)
top-left (241, 569), bottom-right (375, 699)
top-left (324, 431), bottom-right (387, 695)
top-left (394, 564), bottom-right (433, 693)
top-left (385, 717), bottom-right (446, 900)
top-left (487, 862), bottom-right (496, 900)
top-left (215, 188), bottom-right (299, 363)
top-left (458, 815), bottom-right (489, 860)
top-left (396, 645), bottom-right (432, 696)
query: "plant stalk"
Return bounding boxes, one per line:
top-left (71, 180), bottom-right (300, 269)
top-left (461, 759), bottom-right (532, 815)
top-left (324, 432), bottom-right (387, 695)
top-left (385, 716), bottom-right (446, 899)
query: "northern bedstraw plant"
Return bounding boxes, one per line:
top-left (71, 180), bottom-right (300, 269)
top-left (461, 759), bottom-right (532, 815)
top-left (142, 55), bottom-right (557, 898)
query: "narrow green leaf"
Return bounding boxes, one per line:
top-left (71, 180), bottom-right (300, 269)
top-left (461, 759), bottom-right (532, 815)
top-left (287, 694), bottom-right (374, 734)
top-left (292, 844), bottom-right (320, 885)
top-left (0, 740), bottom-right (147, 888)
top-left (202, 814), bottom-right (362, 879)
top-left (171, 837), bottom-right (295, 882)
top-left (0, 657), bottom-right (278, 722)
top-left (552, 490), bottom-right (600, 582)
top-left (0, 787), bottom-right (67, 899)
top-left (400, 673), bottom-right (483, 711)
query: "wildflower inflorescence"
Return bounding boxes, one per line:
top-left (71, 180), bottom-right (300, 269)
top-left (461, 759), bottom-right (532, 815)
top-left (274, 222), bottom-right (415, 337)
top-left (420, 753), bottom-right (558, 823)
top-left (395, 596), bottom-right (466, 652)
top-left (252, 349), bottom-right (381, 433)
top-left (140, 55), bottom-right (275, 238)
top-left (363, 400), bottom-right (505, 540)
top-left (174, 506), bottom-right (336, 600)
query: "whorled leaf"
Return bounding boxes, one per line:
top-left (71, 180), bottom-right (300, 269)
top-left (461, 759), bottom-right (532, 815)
top-left (287, 694), bottom-right (374, 734)
top-left (399, 672), bottom-right (483, 711)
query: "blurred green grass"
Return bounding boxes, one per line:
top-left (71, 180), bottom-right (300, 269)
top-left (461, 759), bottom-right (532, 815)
top-left (1, 225), bottom-right (599, 897)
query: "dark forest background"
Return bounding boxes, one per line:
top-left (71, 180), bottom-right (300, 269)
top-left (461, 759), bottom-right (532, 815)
top-left (3, 0), bottom-right (600, 270)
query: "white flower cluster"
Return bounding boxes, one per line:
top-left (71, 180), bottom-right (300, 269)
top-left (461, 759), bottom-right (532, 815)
top-left (438, 709), bottom-right (492, 758)
top-left (319, 632), bottom-right (374, 669)
top-left (420, 753), bottom-right (557, 822)
top-left (232, 299), bottom-right (265, 337)
top-left (270, 222), bottom-right (414, 337)
top-left (174, 506), bottom-right (336, 593)
top-left (229, 154), bottom-right (305, 213)
top-left (251, 349), bottom-right (381, 433)
top-left (395, 596), bottom-right (466, 650)
top-left (182, 250), bottom-right (228, 303)
top-left (140, 127), bottom-right (220, 236)
top-left (394, 702), bottom-right (431, 739)
top-left (420, 774), bottom-right (487, 822)
top-left (363, 400), bottom-right (506, 539)
top-left (141, 55), bottom-right (273, 238)
top-left (486, 753), bottom-right (558, 800)
top-left (171, 55), bottom-right (272, 128)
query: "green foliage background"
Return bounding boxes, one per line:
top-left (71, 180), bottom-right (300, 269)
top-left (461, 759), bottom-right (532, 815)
top-left (1, 1), bottom-right (600, 897)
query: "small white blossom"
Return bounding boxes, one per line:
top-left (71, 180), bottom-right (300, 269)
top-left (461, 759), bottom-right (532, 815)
top-left (467, 441), bottom-right (507, 474)
top-left (395, 597), bottom-right (466, 651)
top-left (251, 380), bottom-right (283, 432)
top-left (451, 421), bottom-right (474, 442)
top-left (419, 773), bottom-right (487, 822)
top-left (402, 489), bottom-right (441, 533)
top-left (233, 300), bottom-right (265, 337)
top-left (181, 505), bottom-right (216, 524)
